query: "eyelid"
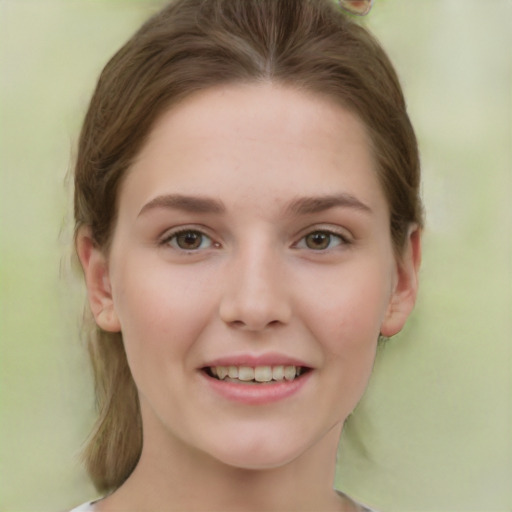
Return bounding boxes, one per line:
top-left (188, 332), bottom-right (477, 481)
top-left (159, 225), bottom-right (220, 251)
top-left (296, 224), bottom-right (352, 240)
top-left (293, 225), bottom-right (353, 249)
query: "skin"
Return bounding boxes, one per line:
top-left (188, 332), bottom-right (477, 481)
top-left (78, 83), bottom-right (420, 511)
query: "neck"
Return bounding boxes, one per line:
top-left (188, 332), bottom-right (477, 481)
top-left (98, 421), bottom-right (355, 512)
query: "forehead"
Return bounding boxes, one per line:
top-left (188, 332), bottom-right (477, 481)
top-left (122, 83), bottom-right (387, 217)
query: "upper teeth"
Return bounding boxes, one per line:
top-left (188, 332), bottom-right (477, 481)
top-left (210, 365), bottom-right (303, 382)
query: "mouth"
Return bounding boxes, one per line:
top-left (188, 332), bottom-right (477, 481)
top-left (202, 365), bottom-right (311, 384)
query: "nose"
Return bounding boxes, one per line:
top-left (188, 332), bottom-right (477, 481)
top-left (219, 243), bottom-right (292, 331)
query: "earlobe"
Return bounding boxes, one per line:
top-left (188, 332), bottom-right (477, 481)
top-left (380, 225), bottom-right (422, 338)
top-left (76, 227), bottom-right (121, 333)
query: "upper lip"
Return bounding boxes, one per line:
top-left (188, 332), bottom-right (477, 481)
top-left (201, 352), bottom-right (312, 369)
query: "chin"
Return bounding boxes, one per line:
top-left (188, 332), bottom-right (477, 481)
top-left (203, 434), bottom-right (312, 472)
top-left (217, 451), bottom-right (302, 472)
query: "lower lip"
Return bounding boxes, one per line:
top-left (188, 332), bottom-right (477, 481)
top-left (200, 371), bottom-right (312, 405)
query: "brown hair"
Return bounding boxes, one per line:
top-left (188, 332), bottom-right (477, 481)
top-left (74, 0), bottom-right (423, 492)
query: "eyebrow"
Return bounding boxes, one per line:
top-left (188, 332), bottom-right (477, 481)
top-left (137, 192), bottom-right (372, 218)
top-left (286, 194), bottom-right (373, 215)
top-left (138, 194), bottom-right (226, 217)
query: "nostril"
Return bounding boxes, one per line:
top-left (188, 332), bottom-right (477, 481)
top-left (227, 318), bottom-right (284, 331)
top-left (219, 279), bottom-right (292, 330)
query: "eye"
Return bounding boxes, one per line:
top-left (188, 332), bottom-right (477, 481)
top-left (295, 230), bottom-right (347, 251)
top-left (163, 229), bottom-right (214, 251)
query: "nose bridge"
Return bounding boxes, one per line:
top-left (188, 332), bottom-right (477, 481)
top-left (219, 236), bottom-right (291, 330)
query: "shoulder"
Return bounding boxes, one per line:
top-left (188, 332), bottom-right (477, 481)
top-left (336, 491), bottom-right (380, 512)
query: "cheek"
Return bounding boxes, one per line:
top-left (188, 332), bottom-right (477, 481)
top-left (313, 285), bottom-right (383, 411)
top-left (302, 267), bottom-right (391, 357)
top-left (110, 258), bottom-right (216, 363)
top-left (309, 263), bottom-right (393, 410)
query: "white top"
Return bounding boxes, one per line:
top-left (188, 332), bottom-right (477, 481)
top-left (70, 500), bottom-right (377, 512)
top-left (69, 502), bottom-right (97, 512)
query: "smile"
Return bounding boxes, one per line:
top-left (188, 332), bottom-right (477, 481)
top-left (200, 362), bottom-right (313, 405)
top-left (206, 365), bottom-right (309, 384)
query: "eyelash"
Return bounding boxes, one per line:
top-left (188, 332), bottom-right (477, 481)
top-left (160, 228), bottom-right (217, 252)
top-left (159, 227), bottom-right (351, 252)
top-left (293, 229), bottom-right (350, 251)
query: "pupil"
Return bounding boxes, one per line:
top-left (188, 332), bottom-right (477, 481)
top-left (307, 232), bottom-right (330, 250)
top-left (178, 231), bottom-right (201, 249)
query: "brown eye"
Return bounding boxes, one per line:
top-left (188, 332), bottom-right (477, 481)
top-left (305, 232), bottom-right (331, 250)
top-left (167, 230), bottom-right (212, 251)
top-left (297, 230), bottom-right (345, 251)
top-left (177, 231), bottom-right (202, 249)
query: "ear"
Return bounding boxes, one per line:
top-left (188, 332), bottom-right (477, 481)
top-left (380, 225), bottom-right (422, 338)
top-left (76, 227), bottom-right (121, 332)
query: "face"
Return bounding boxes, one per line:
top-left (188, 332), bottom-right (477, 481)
top-left (80, 83), bottom-right (419, 470)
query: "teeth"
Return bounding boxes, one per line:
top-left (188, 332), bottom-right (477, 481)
top-left (238, 367), bottom-right (254, 381)
top-left (216, 366), bottom-right (228, 380)
top-left (210, 365), bottom-right (305, 382)
top-left (272, 365), bottom-right (284, 381)
top-left (284, 365), bottom-right (296, 381)
top-left (254, 366), bottom-right (273, 382)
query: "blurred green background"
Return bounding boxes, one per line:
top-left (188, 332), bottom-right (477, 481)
top-left (0, 1), bottom-right (510, 511)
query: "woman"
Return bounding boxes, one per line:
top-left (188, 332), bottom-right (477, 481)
top-left (71, 0), bottom-right (422, 510)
